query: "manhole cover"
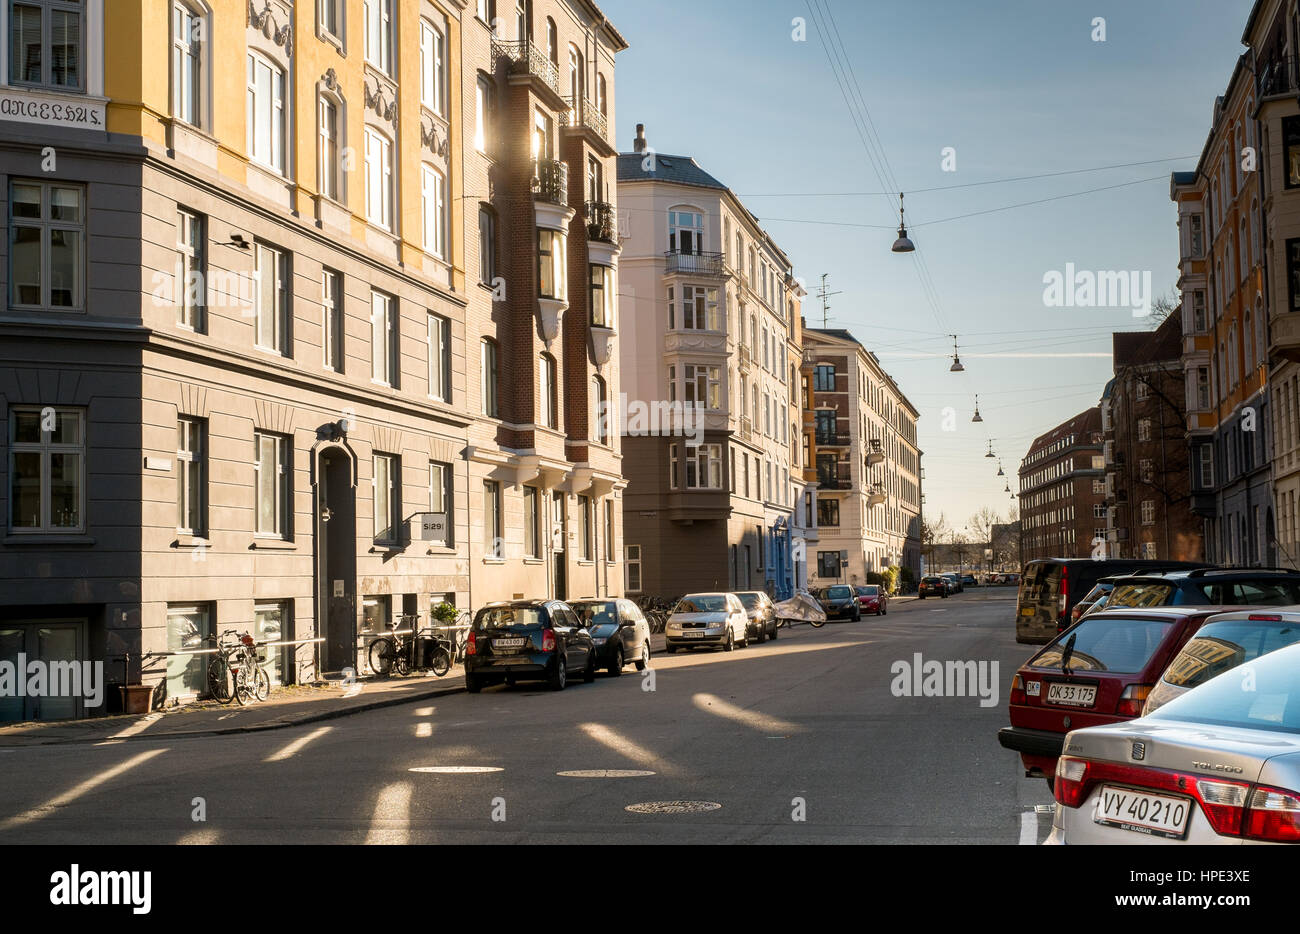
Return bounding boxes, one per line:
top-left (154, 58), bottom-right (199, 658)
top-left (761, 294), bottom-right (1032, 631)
top-left (408, 766), bottom-right (502, 774)
top-left (557, 769), bottom-right (656, 778)
top-left (625, 800), bottom-right (722, 814)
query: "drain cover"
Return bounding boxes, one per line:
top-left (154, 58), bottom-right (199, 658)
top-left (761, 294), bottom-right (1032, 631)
top-left (408, 766), bottom-right (502, 774)
top-left (625, 800), bottom-right (722, 814)
top-left (557, 769), bottom-right (655, 778)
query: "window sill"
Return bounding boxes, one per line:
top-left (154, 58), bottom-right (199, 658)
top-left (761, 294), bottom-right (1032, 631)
top-left (370, 542), bottom-right (403, 554)
top-left (482, 557), bottom-right (506, 565)
top-left (4, 534), bottom-right (95, 545)
top-left (523, 557), bottom-right (543, 565)
top-left (424, 544), bottom-right (456, 555)
top-left (172, 535), bottom-right (209, 548)
top-left (251, 539), bottom-right (296, 550)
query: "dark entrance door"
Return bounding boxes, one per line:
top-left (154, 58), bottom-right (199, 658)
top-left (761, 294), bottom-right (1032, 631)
top-left (552, 491), bottom-right (567, 601)
top-left (319, 451), bottom-right (357, 672)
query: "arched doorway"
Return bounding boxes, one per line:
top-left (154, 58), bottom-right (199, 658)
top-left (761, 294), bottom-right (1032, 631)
top-left (315, 442), bottom-right (357, 673)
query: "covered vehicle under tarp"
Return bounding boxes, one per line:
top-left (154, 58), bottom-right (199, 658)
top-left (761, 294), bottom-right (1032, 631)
top-left (773, 590), bottom-right (826, 624)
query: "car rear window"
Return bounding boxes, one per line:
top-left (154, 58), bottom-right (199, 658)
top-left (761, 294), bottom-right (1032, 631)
top-left (676, 595), bottom-right (727, 613)
top-left (572, 601), bottom-right (618, 626)
top-left (1162, 619), bottom-right (1300, 689)
top-left (1031, 616), bottom-right (1175, 674)
top-left (475, 606), bottom-right (546, 630)
top-left (1186, 580), bottom-right (1300, 605)
top-left (859, 586), bottom-right (879, 595)
top-left (1108, 581), bottom-right (1176, 608)
top-left (1151, 643), bottom-right (1300, 733)
top-left (826, 586), bottom-right (852, 599)
top-left (1020, 563), bottom-right (1061, 605)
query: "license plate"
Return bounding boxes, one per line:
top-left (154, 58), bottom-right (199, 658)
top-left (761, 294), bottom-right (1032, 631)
top-left (1093, 786), bottom-right (1192, 839)
top-left (493, 637), bottom-right (526, 648)
top-left (1020, 607), bottom-right (1035, 617)
top-left (1046, 682), bottom-right (1096, 707)
top-left (682, 631), bottom-right (705, 639)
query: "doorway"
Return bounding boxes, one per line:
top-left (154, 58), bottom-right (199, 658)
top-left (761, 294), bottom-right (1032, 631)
top-left (0, 621), bottom-right (86, 722)
top-left (552, 491), bottom-right (567, 600)
top-left (318, 449), bottom-right (357, 673)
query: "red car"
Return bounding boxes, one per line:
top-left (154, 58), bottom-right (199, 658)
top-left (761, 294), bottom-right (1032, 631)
top-left (997, 606), bottom-right (1244, 787)
top-left (854, 585), bottom-right (888, 616)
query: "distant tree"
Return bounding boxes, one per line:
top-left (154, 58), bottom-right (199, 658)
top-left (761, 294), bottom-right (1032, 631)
top-left (1148, 288), bottom-right (1180, 329)
top-left (921, 512), bottom-right (949, 568)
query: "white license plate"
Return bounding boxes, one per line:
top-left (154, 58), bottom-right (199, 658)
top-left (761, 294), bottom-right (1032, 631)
top-left (681, 631), bottom-right (705, 639)
top-left (1093, 785), bottom-right (1192, 839)
top-left (1046, 682), bottom-right (1096, 707)
top-left (493, 637), bottom-right (526, 648)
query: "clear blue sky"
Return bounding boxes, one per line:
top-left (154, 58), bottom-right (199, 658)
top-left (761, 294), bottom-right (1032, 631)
top-left (602, 0), bottom-right (1254, 533)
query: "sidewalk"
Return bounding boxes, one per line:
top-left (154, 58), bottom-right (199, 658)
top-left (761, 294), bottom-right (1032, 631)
top-left (0, 666), bottom-right (467, 748)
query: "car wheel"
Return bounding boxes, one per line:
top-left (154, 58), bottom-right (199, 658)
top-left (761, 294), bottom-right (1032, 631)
top-left (757, 626), bottom-right (767, 644)
top-left (505, 674), bottom-right (516, 687)
top-left (769, 621), bottom-right (778, 641)
top-left (882, 605), bottom-right (887, 615)
top-left (607, 646), bottom-right (622, 677)
top-left (664, 643), bottom-right (676, 654)
top-left (549, 656), bottom-right (567, 691)
top-left (583, 651), bottom-right (597, 683)
top-left (941, 592), bottom-right (947, 599)
top-left (723, 629), bottom-right (734, 652)
top-left (635, 642), bottom-right (650, 671)
top-left (465, 673), bottom-right (483, 694)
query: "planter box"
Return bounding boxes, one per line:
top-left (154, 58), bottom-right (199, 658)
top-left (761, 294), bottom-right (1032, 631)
top-left (119, 684), bottom-right (155, 715)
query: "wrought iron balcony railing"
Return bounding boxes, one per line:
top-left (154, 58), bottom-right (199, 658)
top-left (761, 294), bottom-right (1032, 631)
top-left (664, 250), bottom-right (725, 276)
top-left (491, 39), bottom-right (560, 96)
top-left (1259, 56), bottom-right (1298, 98)
top-left (532, 159), bottom-right (569, 206)
top-left (562, 96), bottom-right (609, 141)
top-left (584, 200), bottom-right (617, 242)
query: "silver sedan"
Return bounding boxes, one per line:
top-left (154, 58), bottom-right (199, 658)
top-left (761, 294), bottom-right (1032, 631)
top-left (663, 592), bottom-right (749, 653)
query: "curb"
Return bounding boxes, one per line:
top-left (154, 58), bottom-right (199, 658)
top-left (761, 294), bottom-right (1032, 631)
top-left (0, 681), bottom-right (467, 748)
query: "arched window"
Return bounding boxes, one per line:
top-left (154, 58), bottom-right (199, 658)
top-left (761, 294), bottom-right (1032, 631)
top-left (318, 92), bottom-right (343, 201)
top-left (568, 44), bottom-right (584, 101)
top-left (546, 18), bottom-right (557, 64)
top-left (596, 73), bottom-right (608, 114)
top-left (539, 353), bottom-right (557, 428)
top-left (592, 375), bottom-right (608, 444)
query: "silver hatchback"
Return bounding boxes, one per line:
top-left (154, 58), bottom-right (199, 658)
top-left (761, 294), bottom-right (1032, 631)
top-left (664, 592), bottom-right (748, 653)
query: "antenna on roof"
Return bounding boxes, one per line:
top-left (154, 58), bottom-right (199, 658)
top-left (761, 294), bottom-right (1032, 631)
top-left (814, 273), bottom-right (843, 330)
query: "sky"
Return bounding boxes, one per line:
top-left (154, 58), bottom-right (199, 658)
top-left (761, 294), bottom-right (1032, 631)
top-left (600, 0), bottom-right (1255, 534)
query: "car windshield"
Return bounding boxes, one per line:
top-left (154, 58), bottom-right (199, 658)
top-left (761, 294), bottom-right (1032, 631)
top-left (737, 593), bottom-right (763, 610)
top-left (1186, 579), bottom-right (1300, 605)
top-left (1031, 616), bottom-right (1175, 674)
top-left (1107, 580), bottom-right (1176, 608)
top-left (826, 586), bottom-right (852, 599)
top-left (676, 595), bottom-right (727, 613)
top-left (1150, 642), bottom-right (1300, 734)
top-left (859, 586), bottom-right (879, 595)
top-left (572, 601), bottom-right (618, 626)
top-left (475, 606), bottom-right (546, 630)
top-left (1162, 619), bottom-right (1300, 689)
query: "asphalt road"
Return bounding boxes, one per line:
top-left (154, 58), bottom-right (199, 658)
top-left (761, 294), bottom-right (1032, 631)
top-left (0, 588), bottom-right (1056, 844)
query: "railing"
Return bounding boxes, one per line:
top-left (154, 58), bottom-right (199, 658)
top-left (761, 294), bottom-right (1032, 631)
top-left (532, 158), bottom-right (569, 206)
top-left (818, 473), bottom-right (851, 490)
top-left (1259, 56), bottom-right (1298, 97)
top-left (815, 431), bottom-right (850, 447)
top-left (584, 200), bottom-right (617, 242)
top-left (562, 96), bottom-right (608, 141)
top-left (491, 39), bottom-right (561, 96)
top-left (664, 250), bottom-right (725, 276)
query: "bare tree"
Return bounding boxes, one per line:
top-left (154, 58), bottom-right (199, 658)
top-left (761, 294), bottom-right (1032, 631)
top-left (921, 512), bottom-right (949, 568)
top-left (1148, 287), bottom-right (1180, 329)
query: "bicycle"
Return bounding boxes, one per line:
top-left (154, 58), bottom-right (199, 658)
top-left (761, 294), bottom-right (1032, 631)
top-left (229, 631), bottom-right (269, 705)
top-left (205, 630), bottom-right (244, 704)
top-left (368, 615), bottom-right (418, 677)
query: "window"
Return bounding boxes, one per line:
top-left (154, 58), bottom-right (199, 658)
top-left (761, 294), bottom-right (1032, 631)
top-left (604, 499), bottom-right (615, 559)
top-left (1195, 365), bottom-right (1210, 409)
top-left (1137, 418), bottom-right (1151, 443)
top-left (1285, 117), bottom-right (1300, 189)
top-left (372, 453), bottom-right (399, 543)
top-left (1197, 445), bottom-right (1214, 488)
top-left (667, 285), bottom-right (719, 330)
top-left (532, 107), bottom-right (553, 160)
top-left (167, 606), bottom-right (211, 699)
top-left (318, 95), bottom-right (341, 201)
top-left (254, 241), bottom-right (289, 355)
top-left (177, 417), bottom-right (205, 535)
top-left (1135, 381), bottom-right (1149, 401)
top-left (362, 0), bottom-right (392, 73)
top-left (670, 443), bottom-right (721, 489)
top-left (419, 19), bottom-right (445, 113)
top-left (319, 0), bottom-right (341, 38)
top-left (9, 407), bottom-right (83, 532)
top-left (8, 180), bottom-right (83, 310)
top-left (524, 486), bottom-right (541, 557)
top-left (814, 364), bottom-right (835, 391)
top-left (427, 313), bottom-right (450, 401)
top-left (322, 268), bottom-right (342, 371)
top-left (1288, 239), bottom-right (1300, 312)
top-left (818, 551), bottom-right (840, 578)
top-left (681, 364), bottom-right (720, 409)
top-left (254, 432), bottom-right (290, 538)
top-left (421, 164), bottom-right (447, 258)
top-left (578, 495), bottom-right (592, 560)
top-left (246, 51), bottom-right (286, 173)
top-left (818, 497), bottom-right (840, 527)
top-left (255, 602), bottom-right (288, 686)
top-left (370, 290), bottom-right (396, 386)
top-left (538, 228), bottom-right (567, 299)
top-left (625, 544), bottom-right (642, 592)
top-left (1189, 213), bottom-right (1204, 256)
top-left (1191, 290), bottom-right (1206, 331)
top-left (590, 264), bottom-right (614, 327)
top-left (545, 17), bottom-right (557, 64)
top-left (539, 353), bottom-right (557, 428)
top-left (592, 375), bottom-right (608, 444)
top-left (1092, 503), bottom-right (1107, 519)
top-left (567, 43), bottom-right (583, 101)
top-left (483, 480), bottom-right (502, 558)
top-left (476, 0), bottom-right (494, 24)
top-left (478, 207), bottom-right (496, 284)
top-left (815, 410), bottom-right (836, 444)
top-left (480, 338), bottom-right (499, 416)
top-left (10, 0), bottom-right (82, 89)
top-left (474, 75), bottom-right (494, 154)
top-left (596, 73), bottom-right (607, 115)
top-left (176, 208), bottom-right (204, 330)
top-left (364, 127), bottom-right (393, 230)
top-left (1140, 458), bottom-right (1154, 483)
top-left (1141, 500), bottom-right (1156, 526)
top-left (172, 1), bottom-right (203, 125)
top-left (668, 209), bottom-right (705, 253)
top-left (428, 461), bottom-right (452, 545)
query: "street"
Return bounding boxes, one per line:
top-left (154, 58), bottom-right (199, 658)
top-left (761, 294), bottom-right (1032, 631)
top-left (0, 589), bottom-right (1054, 844)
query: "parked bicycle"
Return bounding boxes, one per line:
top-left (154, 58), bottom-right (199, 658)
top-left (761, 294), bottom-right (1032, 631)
top-left (634, 595), bottom-right (678, 634)
top-left (368, 614), bottom-right (418, 677)
top-left (205, 630), bottom-right (240, 704)
top-left (213, 630), bottom-right (269, 705)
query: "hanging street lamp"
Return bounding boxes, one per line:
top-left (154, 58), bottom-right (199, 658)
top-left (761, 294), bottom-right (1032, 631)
top-left (971, 394), bottom-right (983, 423)
top-left (891, 192), bottom-right (915, 253)
top-left (949, 334), bottom-right (964, 373)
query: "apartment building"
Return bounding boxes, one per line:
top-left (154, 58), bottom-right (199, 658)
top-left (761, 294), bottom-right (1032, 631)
top-left (802, 328), bottom-right (922, 588)
top-left (1100, 316), bottom-right (1204, 561)
top-left (0, 0), bottom-right (625, 720)
top-left (617, 127), bottom-right (807, 597)
top-left (1018, 407), bottom-right (1106, 562)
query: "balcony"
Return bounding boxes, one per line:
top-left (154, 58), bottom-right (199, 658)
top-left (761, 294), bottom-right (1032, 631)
top-left (664, 250), bottom-right (726, 277)
top-left (561, 96), bottom-right (614, 156)
top-left (818, 473), bottom-right (852, 491)
top-left (491, 39), bottom-right (562, 102)
top-left (815, 431), bottom-right (850, 448)
top-left (1258, 56), bottom-right (1298, 99)
top-left (737, 343), bottom-right (752, 371)
top-left (532, 159), bottom-right (569, 206)
top-left (866, 438), bottom-right (885, 467)
top-left (584, 200), bottom-right (617, 243)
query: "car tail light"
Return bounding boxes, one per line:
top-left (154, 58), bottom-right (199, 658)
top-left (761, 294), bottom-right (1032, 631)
top-left (1054, 757), bottom-right (1089, 807)
top-left (1117, 683), bottom-right (1152, 717)
top-left (1248, 614), bottom-right (1283, 622)
top-left (466, 631), bottom-right (477, 656)
top-left (1009, 674), bottom-right (1026, 706)
top-left (542, 629), bottom-right (556, 653)
top-left (1243, 785), bottom-right (1300, 842)
top-left (1057, 567), bottom-right (1068, 620)
top-left (1195, 779), bottom-right (1250, 836)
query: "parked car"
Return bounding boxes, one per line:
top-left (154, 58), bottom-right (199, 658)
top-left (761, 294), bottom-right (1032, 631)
top-left (1143, 608), bottom-right (1300, 715)
top-left (918, 576), bottom-right (948, 599)
top-left (1104, 567), bottom-right (1300, 610)
top-left (664, 593), bottom-right (749, 652)
top-left (998, 606), bottom-right (1241, 785)
top-left (854, 584), bottom-right (888, 616)
top-left (941, 573), bottom-right (963, 594)
top-left (735, 591), bottom-right (779, 643)
top-left (465, 600), bottom-right (596, 693)
top-left (1069, 577), bottom-right (1121, 624)
top-left (960, 573), bottom-right (978, 588)
top-left (1047, 641), bottom-right (1300, 844)
top-left (1015, 558), bottom-right (1210, 644)
top-left (815, 584), bottom-right (861, 621)
top-left (569, 597), bottom-right (652, 676)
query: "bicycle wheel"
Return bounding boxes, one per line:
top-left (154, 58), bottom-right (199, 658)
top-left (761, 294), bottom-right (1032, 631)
top-left (431, 644), bottom-right (451, 677)
top-left (368, 637), bottom-right (395, 676)
top-left (233, 667), bottom-right (252, 706)
top-left (207, 653), bottom-right (234, 704)
top-left (253, 667), bottom-right (270, 702)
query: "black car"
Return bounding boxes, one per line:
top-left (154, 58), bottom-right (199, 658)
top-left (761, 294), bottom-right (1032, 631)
top-left (569, 597), bottom-right (652, 676)
top-left (960, 574), bottom-right (977, 588)
top-left (1104, 567), bottom-right (1300, 610)
top-left (465, 600), bottom-right (596, 692)
top-left (734, 591), bottom-right (779, 643)
top-left (816, 585), bottom-right (861, 621)
top-left (918, 576), bottom-right (948, 599)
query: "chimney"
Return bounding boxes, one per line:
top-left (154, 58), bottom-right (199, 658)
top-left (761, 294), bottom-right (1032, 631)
top-left (633, 123), bottom-right (647, 154)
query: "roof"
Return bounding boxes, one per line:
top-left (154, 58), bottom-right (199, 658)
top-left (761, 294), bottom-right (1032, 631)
top-left (1113, 314), bottom-right (1181, 369)
top-left (617, 153), bottom-right (728, 190)
top-left (1023, 406), bottom-right (1102, 462)
top-left (805, 328), bottom-right (921, 417)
